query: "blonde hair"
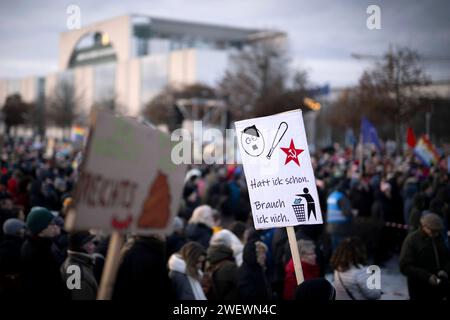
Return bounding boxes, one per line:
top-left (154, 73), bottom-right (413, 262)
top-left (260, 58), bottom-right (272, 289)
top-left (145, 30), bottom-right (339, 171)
top-left (297, 239), bottom-right (315, 256)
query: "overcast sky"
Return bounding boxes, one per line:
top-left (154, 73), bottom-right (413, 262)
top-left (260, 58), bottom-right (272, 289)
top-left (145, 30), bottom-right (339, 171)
top-left (0, 0), bottom-right (449, 87)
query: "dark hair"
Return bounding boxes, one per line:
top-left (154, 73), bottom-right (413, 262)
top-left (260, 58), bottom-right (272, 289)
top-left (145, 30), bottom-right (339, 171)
top-left (180, 242), bottom-right (206, 280)
top-left (295, 278), bottom-right (336, 301)
top-left (330, 237), bottom-right (367, 272)
top-left (229, 221), bottom-right (246, 240)
top-left (412, 193), bottom-right (426, 210)
top-left (420, 181), bottom-right (431, 192)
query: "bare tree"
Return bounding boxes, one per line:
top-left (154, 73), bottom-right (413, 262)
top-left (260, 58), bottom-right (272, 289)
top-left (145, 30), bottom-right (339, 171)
top-left (327, 88), bottom-right (362, 131)
top-left (219, 40), bottom-right (308, 119)
top-left (360, 46), bottom-right (430, 145)
top-left (327, 46), bottom-right (430, 147)
top-left (143, 83), bottom-right (218, 130)
top-left (47, 80), bottom-right (81, 136)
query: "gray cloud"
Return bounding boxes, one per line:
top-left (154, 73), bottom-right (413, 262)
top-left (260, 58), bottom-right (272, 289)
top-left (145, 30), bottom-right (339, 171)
top-left (0, 0), bottom-right (449, 86)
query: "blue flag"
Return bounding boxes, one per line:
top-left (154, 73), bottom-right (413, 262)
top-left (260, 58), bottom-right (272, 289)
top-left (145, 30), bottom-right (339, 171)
top-left (345, 128), bottom-right (357, 148)
top-left (361, 117), bottom-right (381, 151)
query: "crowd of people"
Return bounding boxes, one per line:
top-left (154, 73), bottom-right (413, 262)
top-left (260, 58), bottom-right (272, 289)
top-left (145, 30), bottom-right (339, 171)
top-left (0, 136), bottom-right (449, 300)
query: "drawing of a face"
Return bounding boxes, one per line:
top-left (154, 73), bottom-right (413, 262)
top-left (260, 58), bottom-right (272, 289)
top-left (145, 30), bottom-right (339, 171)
top-left (241, 125), bottom-right (265, 157)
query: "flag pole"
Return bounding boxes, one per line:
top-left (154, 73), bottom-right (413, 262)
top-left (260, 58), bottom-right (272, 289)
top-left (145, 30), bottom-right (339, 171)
top-left (359, 133), bottom-right (364, 175)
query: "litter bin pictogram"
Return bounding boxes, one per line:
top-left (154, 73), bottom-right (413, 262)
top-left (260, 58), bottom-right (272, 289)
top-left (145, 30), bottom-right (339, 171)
top-left (292, 198), bottom-right (306, 222)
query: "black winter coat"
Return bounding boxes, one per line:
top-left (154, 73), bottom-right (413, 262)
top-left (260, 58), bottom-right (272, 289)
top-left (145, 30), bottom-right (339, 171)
top-left (112, 236), bottom-right (173, 300)
top-left (21, 236), bottom-right (70, 299)
top-left (0, 235), bottom-right (24, 297)
top-left (238, 241), bottom-right (272, 300)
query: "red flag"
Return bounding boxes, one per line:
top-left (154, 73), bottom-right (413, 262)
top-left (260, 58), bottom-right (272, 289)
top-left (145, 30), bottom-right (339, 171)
top-left (407, 127), bottom-right (416, 148)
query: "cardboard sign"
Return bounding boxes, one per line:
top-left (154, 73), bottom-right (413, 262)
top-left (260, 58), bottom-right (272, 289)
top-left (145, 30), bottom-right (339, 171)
top-left (66, 111), bottom-right (186, 235)
top-left (235, 109), bottom-right (322, 229)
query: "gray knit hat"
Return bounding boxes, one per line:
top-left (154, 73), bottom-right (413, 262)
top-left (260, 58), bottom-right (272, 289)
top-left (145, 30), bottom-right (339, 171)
top-left (421, 213), bottom-right (444, 231)
top-left (3, 218), bottom-right (26, 236)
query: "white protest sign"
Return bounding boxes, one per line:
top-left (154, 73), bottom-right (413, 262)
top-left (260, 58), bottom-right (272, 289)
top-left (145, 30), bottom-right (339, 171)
top-left (66, 111), bottom-right (186, 235)
top-left (235, 109), bottom-right (323, 229)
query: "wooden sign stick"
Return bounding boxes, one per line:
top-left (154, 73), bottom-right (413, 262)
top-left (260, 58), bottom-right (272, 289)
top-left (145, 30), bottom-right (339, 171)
top-left (286, 226), bottom-right (304, 285)
top-left (97, 231), bottom-right (125, 300)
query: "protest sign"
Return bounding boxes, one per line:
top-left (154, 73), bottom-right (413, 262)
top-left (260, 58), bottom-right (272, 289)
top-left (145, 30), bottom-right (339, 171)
top-left (235, 109), bottom-right (323, 285)
top-left (66, 111), bottom-right (186, 235)
top-left (65, 111), bottom-right (186, 299)
top-left (235, 109), bottom-right (323, 230)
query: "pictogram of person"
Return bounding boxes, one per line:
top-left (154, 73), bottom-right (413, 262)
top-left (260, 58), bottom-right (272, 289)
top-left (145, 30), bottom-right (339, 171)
top-left (296, 188), bottom-right (316, 220)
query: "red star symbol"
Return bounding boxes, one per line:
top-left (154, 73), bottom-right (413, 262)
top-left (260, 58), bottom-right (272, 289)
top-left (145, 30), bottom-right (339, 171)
top-left (280, 139), bottom-right (304, 166)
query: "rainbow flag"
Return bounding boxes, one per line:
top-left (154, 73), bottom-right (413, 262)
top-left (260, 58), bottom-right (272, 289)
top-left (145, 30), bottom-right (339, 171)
top-left (71, 126), bottom-right (86, 142)
top-left (414, 135), bottom-right (440, 167)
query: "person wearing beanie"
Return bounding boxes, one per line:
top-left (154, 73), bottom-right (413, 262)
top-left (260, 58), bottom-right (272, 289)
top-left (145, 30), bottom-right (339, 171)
top-left (3, 218), bottom-right (26, 237)
top-left (61, 231), bottom-right (98, 300)
top-left (400, 213), bottom-right (450, 300)
top-left (0, 219), bottom-right (26, 297)
top-left (205, 244), bottom-right (239, 300)
top-left (209, 229), bottom-right (244, 267)
top-left (0, 196), bottom-right (16, 240)
top-left (21, 207), bottom-right (69, 299)
top-left (25, 206), bottom-right (57, 236)
top-left (295, 278), bottom-right (336, 301)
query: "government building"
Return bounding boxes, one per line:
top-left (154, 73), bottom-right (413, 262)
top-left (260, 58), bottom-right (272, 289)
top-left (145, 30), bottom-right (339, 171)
top-left (0, 14), bottom-right (285, 119)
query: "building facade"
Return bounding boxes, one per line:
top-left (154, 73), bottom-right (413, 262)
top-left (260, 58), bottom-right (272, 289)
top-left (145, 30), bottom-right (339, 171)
top-left (0, 14), bottom-right (285, 121)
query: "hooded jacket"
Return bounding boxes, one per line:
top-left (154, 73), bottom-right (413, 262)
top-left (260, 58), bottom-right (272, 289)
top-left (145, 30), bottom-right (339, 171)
top-left (207, 244), bottom-right (239, 300)
top-left (238, 241), bottom-right (272, 300)
top-left (209, 229), bottom-right (244, 266)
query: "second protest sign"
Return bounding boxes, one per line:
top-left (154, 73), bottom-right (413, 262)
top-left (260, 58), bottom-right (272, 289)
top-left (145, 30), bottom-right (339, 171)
top-left (235, 109), bottom-right (323, 229)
